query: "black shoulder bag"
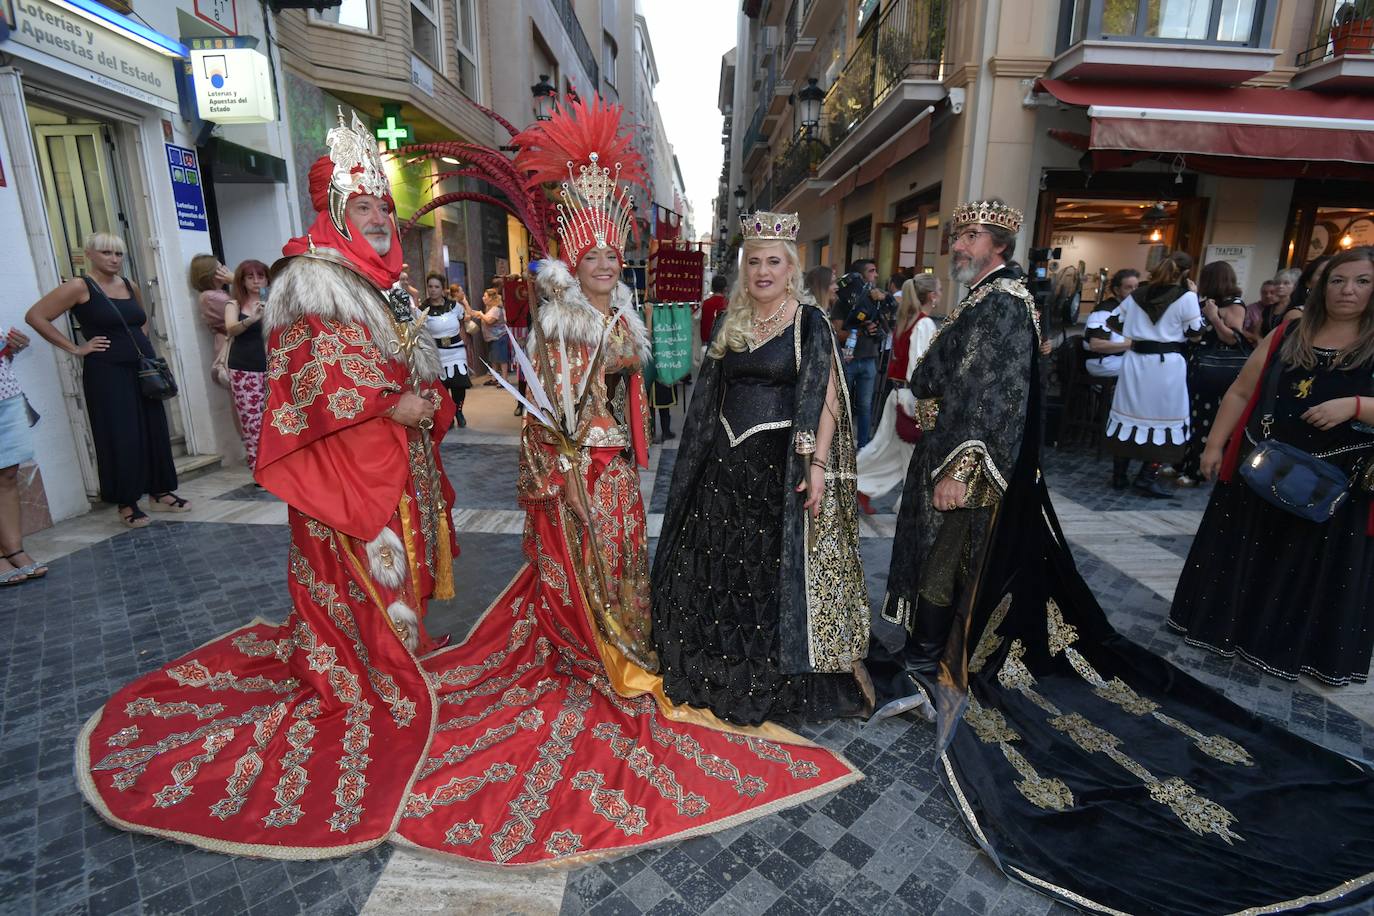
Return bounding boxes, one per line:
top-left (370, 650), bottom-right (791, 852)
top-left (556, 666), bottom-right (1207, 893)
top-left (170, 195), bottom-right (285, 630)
top-left (1238, 334), bottom-right (1349, 523)
top-left (85, 277), bottom-right (178, 401)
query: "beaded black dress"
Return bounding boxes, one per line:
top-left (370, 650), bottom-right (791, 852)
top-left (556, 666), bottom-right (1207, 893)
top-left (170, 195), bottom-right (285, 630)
top-left (652, 305), bottom-right (869, 726)
top-left (1169, 339), bottom-right (1374, 685)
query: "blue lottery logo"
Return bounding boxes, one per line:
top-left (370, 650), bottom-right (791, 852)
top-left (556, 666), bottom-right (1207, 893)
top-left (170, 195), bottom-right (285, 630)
top-left (211, 73), bottom-right (225, 88)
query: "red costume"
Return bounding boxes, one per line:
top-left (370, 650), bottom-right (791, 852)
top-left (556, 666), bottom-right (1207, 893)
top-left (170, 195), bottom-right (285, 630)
top-left (76, 103), bottom-right (861, 867)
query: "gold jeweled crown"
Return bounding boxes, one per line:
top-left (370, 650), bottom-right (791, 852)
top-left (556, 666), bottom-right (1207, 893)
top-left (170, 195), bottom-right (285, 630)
top-left (557, 151), bottom-right (636, 263)
top-left (741, 211), bottom-right (800, 242)
top-left (951, 200), bottom-right (1023, 234)
top-left (326, 107), bottom-right (391, 238)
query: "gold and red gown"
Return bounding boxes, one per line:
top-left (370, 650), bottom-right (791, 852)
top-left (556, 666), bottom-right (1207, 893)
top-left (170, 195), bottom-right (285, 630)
top-left (76, 257), bottom-right (861, 865)
top-left (77, 251), bottom-right (458, 856)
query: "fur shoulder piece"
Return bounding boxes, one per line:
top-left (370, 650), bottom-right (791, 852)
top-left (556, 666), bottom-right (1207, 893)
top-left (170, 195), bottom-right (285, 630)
top-left (267, 250), bottom-right (440, 381)
top-left (533, 259), bottom-right (650, 362)
top-left (267, 250), bottom-right (384, 332)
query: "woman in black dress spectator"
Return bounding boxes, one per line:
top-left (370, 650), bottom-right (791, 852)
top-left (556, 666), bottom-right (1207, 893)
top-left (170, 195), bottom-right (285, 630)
top-left (26, 233), bottom-right (188, 527)
top-left (223, 260), bottom-right (269, 470)
top-left (1176, 260), bottom-right (1248, 486)
top-left (1264, 268), bottom-right (1302, 333)
top-left (1169, 246), bottom-right (1374, 685)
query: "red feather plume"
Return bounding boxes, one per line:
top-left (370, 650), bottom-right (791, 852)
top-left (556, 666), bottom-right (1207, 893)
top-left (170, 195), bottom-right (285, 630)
top-left (512, 95), bottom-right (646, 196)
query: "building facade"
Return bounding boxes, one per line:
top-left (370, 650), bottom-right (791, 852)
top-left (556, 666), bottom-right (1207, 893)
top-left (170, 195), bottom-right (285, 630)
top-left (725, 0), bottom-right (1374, 305)
top-left (0, 0), bottom-right (299, 528)
top-left (0, 0), bottom-right (671, 529)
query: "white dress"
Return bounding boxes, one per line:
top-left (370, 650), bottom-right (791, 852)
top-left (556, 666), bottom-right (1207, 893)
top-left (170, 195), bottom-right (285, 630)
top-left (856, 315), bottom-right (938, 502)
top-left (1105, 290), bottom-right (1202, 448)
top-left (423, 307), bottom-right (469, 380)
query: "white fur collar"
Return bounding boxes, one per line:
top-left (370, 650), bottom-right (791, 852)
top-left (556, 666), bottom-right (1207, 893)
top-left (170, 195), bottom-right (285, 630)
top-left (531, 259), bottom-right (650, 362)
top-left (267, 250), bottom-right (439, 381)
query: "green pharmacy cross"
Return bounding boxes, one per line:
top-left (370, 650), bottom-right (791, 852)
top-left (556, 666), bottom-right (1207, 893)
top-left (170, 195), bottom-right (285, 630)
top-left (375, 105), bottom-right (414, 150)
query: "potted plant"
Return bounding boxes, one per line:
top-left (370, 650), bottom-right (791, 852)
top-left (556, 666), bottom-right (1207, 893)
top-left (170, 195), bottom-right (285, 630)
top-left (1331, 0), bottom-right (1374, 58)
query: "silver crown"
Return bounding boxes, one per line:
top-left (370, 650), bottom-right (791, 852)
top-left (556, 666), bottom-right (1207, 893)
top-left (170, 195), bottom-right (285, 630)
top-left (741, 211), bottom-right (800, 242)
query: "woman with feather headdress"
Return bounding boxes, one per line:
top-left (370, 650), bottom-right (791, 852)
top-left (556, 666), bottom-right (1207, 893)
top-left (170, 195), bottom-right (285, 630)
top-left (401, 97), bottom-right (865, 866)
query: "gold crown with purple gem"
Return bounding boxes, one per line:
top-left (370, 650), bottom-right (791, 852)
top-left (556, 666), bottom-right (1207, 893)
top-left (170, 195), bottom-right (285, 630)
top-left (951, 199), bottom-right (1023, 234)
top-left (741, 211), bottom-right (800, 242)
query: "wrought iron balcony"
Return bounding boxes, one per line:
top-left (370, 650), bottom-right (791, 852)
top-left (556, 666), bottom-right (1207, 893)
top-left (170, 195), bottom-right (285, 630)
top-left (821, 0), bottom-right (946, 149)
top-left (1296, 0), bottom-right (1374, 68)
top-left (548, 0), bottom-right (599, 87)
top-left (772, 132), bottom-right (833, 204)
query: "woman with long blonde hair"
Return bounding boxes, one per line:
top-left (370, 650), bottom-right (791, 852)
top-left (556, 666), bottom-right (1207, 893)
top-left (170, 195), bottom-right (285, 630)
top-left (652, 215), bottom-right (871, 725)
top-left (854, 274), bottom-right (941, 514)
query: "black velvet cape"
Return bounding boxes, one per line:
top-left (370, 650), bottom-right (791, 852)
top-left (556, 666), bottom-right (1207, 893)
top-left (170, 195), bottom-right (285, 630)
top-left (932, 344), bottom-right (1374, 914)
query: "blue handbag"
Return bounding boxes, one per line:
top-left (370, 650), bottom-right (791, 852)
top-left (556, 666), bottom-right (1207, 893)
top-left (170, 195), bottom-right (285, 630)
top-left (1238, 343), bottom-right (1350, 522)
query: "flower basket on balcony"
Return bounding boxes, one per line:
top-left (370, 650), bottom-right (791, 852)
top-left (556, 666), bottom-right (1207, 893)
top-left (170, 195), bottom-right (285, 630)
top-left (1332, 0), bottom-right (1374, 57)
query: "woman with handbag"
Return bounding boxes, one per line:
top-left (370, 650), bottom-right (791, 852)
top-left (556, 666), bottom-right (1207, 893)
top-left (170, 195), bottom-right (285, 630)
top-left (855, 274), bottom-right (940, 514)
top-left (1175, 260), bottom-right (1249, 486)
top-left (25, 232), bottom-right (188, 528)
top-left (1169, 246), bottom-right (1374, 685)
top-left (223, 260), bottom-right (269, 469)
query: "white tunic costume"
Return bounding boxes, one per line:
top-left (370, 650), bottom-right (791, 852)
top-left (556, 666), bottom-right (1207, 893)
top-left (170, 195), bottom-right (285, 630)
top-left (1105, 290), bottom-right (1202, 449)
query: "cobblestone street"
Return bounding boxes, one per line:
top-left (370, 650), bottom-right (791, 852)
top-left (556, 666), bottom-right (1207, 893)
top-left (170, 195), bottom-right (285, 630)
top-left (3, 386), bottom-right (1372, 916)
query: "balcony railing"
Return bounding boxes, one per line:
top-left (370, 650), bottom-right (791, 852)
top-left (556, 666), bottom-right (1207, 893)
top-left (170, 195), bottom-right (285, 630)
top-left (1296, 0), bottom-right (1374, 67)
top-left (549, 0), bottom-right (599, 87)
top-left (821, 0), bottom-right (945, 148)
top-left (772, 132), bottom-right (834, 203)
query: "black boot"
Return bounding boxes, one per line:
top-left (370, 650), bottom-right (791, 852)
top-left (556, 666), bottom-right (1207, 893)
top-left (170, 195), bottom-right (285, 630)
top-left (907, 598), bottom-right (955, 678)
top-left (1133, 462), bottom-right (1172, 499)
top-left (1111, 458), bottom-right (1130, 490)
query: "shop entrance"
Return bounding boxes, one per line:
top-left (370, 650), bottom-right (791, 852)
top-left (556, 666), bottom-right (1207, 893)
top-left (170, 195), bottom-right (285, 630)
top-left (1033, 173), bottom-right (1207, 314)
top-left (27, 102), bottom-right (185, 496)
top-left (1282, 180), bottom-right (1374, 270)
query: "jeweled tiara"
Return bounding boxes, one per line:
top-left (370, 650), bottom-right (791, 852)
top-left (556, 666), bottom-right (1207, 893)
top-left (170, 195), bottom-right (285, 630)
top-left (950, 200), bottom-right (1023, 234)
top-left (741, 211), bottom-right (800, 242)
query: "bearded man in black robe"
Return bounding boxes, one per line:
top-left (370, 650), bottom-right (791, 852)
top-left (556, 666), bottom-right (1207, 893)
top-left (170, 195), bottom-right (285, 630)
top-left (862, 202), bottom-right (1374, 916)
top-left (867, 198), bottom-right (1039, 721)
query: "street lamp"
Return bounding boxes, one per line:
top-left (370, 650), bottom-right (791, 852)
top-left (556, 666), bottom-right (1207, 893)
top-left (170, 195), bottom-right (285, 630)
top-left (531, 74), bottom-right (556, 122)
top-left (733, 184), bottom-right (747, 212)
top-left (798, 77), bottom-right (824, 139)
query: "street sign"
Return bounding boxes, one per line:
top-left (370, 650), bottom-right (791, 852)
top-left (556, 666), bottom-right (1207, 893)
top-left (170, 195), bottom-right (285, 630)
top-left (165, 144), bottom-right (208, 233)
top-left (190, 47), bottom-right (275, 123)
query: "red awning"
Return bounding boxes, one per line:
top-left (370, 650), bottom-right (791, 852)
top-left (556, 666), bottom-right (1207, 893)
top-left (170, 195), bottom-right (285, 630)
top-left (1036, 79), bottom-right (1374, 165)
top-left (817, 112), bottom-right (933, 207)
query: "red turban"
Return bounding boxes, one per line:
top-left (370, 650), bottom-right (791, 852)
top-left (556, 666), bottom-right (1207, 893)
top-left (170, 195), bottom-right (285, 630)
top-left (281, 155), bottom-right (404, 290)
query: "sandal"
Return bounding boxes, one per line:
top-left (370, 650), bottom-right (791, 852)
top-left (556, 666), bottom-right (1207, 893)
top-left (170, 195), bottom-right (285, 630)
top-left (119, 505), bottom-right (151, 528)
top-left (0, 563), bottom-right (27, 586)
top-left (2, 551), bottom-right (46, 579)
top-left (148, 492), bottom-right (191, 512)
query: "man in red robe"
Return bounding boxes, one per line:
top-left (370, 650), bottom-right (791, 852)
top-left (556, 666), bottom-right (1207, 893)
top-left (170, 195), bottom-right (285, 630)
top-left (76, 109), bottom-right (459, 856)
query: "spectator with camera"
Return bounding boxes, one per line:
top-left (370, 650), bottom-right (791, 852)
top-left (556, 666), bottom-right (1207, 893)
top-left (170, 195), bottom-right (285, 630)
top-left (830, 258), bottom-right (895, 448)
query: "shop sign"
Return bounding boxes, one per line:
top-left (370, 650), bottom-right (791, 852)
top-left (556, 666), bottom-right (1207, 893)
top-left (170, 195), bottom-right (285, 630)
top-left (3, 0), bottom-right (180, 109)
top-left (1204, 245), bottom-right (1254, 294)
top-left (409, 55), bottom-right (434, 97)
top-left (190, 46), bottom-right (274, 123)
top-left (194, 0), bottom-right (236, 36)
top-left (165, 144), bottom-right (208, 232)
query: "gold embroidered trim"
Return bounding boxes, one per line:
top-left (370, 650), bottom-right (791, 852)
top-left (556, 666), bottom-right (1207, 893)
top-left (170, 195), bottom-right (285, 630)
top-left (792, 429), bottom-right (817, 454)
top-left (718, 415), bottom-right (794, 448)
top-left (1046, 599), bottom-right (1254, 767)
top-left (913, 398), bottom-right (940, 431)
top-left (969, 594), bottom-right (1012, 674)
